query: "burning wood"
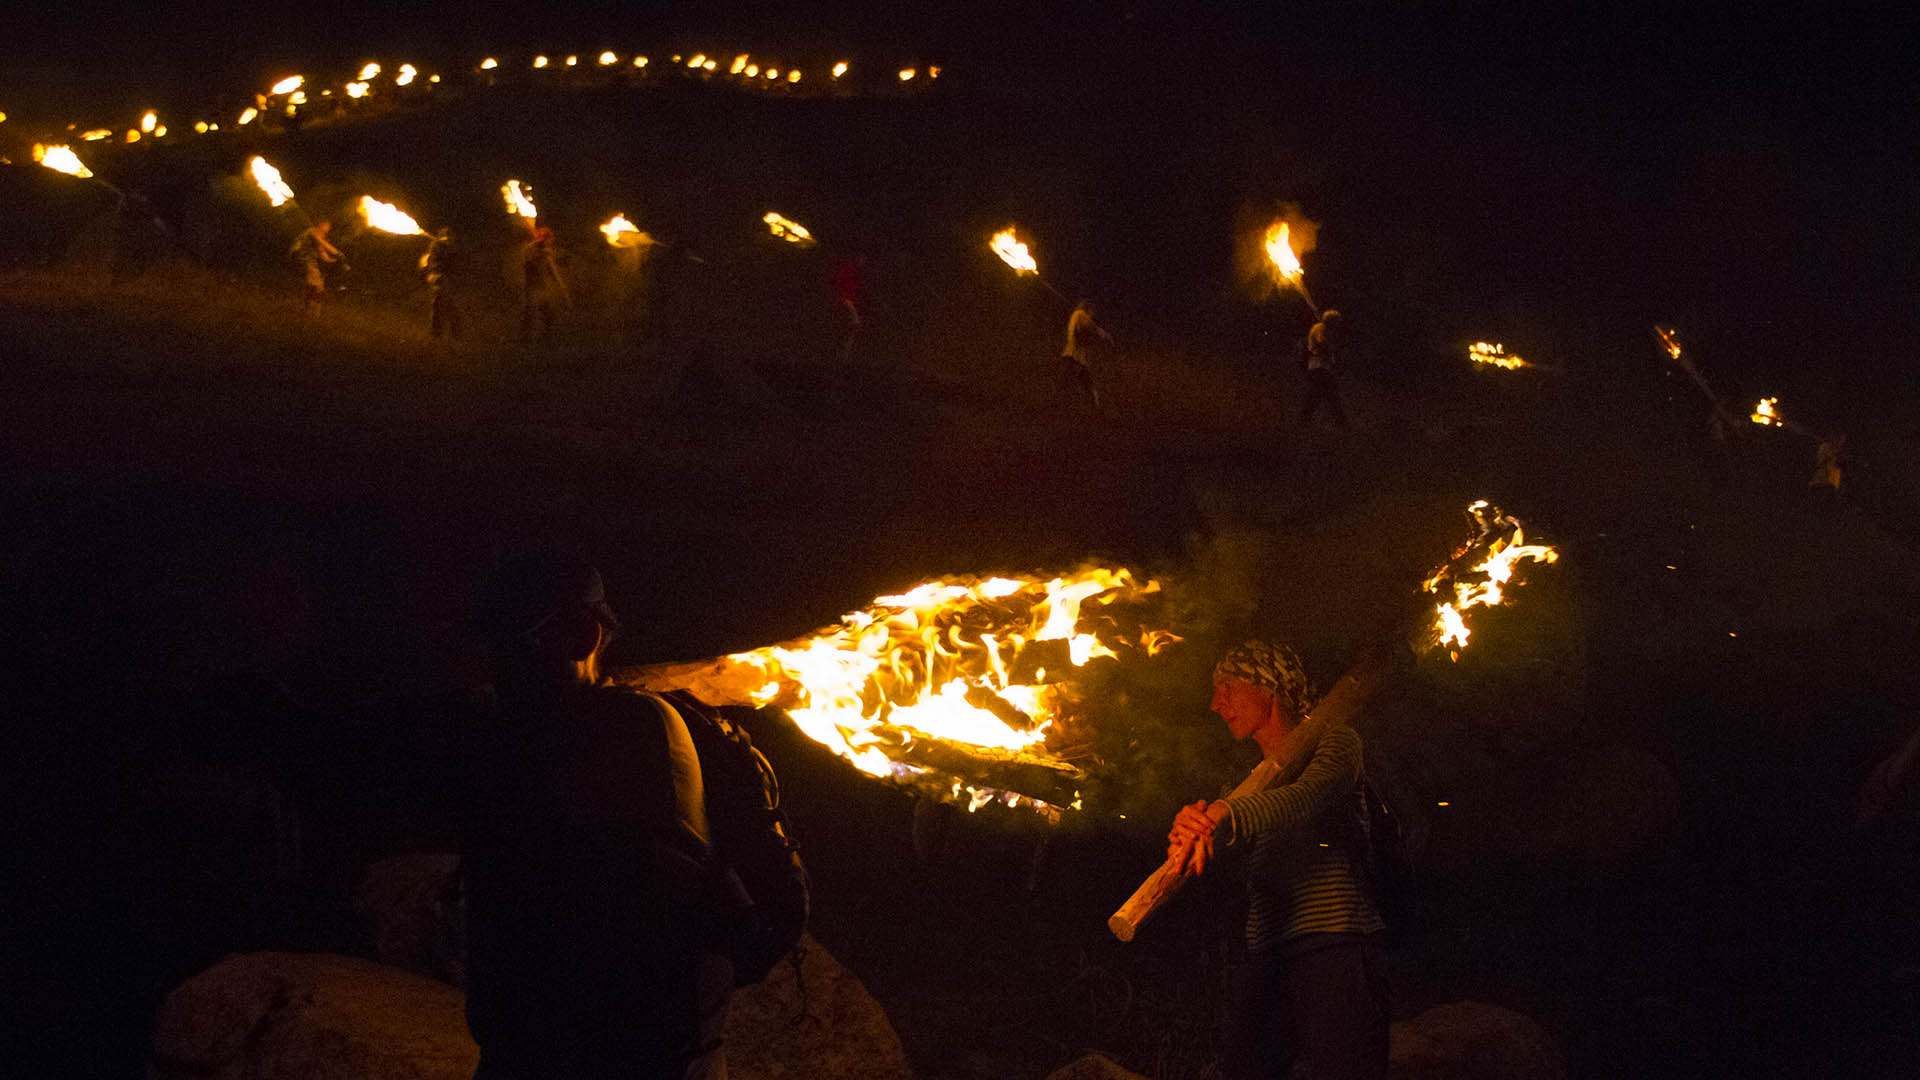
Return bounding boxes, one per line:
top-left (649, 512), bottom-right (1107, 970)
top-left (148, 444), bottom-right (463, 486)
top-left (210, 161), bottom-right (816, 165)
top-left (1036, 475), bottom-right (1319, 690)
top-left (1108, 501), bottom-right (1559, 941)
top-left (616, 567), bottom-right (1181, 821)
top-left (1468, 341), bottom-right (1529, 370)
top-left (501, 179), bottom-right (539, 224)
top-left (763, 211), bottom-right (814, 245)
top-left (32, 143), bottom-right (92, 179)
top-left (248, 157), bottom-right (296, 208)
top-left (990, 227), bottom-right (1037, 276)
top-left (357, 195), bottom-right (425, 236)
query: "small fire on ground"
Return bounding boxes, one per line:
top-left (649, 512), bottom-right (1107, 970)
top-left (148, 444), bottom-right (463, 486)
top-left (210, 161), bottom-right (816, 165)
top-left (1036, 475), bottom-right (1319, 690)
top-left (1468, 342), bottom-right (1529, 370)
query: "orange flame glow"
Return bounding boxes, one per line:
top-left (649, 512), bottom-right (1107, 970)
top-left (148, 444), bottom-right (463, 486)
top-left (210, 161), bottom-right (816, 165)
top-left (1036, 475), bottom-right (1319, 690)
top-left (269, 75), bottom-right (303, 95)
top-left (501, 179), bottom-right (538, 220)
top-left (248, 156), bottom-right (295, 207)
top-left (600, 214), bottom-right (653, 247)
top-left (715, 567), bottom-right (1177, 818)
top-left (33, 144), bottom-right (92, 178)
top-left (358, 195), bottom-right (425, 236)
top-left (599, 51), bottom-right (618, 66)
top-left (832, 61), bottom-right (849, 78)
top-left (237, 107), bottom-right (258, 126)
top-left (1655, 325), bottom-right (1683, 360)
top-left (763, 211), bottom-right (814, 244)
top-left (1468, 342), bottom-right (1529, 370)
top-left (1750, 397), bottom-right (1784, 427)
top-left (480, 58), bottom-right (498, 70)
top-left (1263, 220), bottom-right (1303, 288)
top-left (80, 129), bottom-right (112, 141)
top-left (1425, 501), bottom-right (1558, 654)
top-left (396, 64), bottom-right (418, 86)
top-left (345, 82), bottom-right (370, 98)
top-left (990, 227), bottom-right (1038, 276)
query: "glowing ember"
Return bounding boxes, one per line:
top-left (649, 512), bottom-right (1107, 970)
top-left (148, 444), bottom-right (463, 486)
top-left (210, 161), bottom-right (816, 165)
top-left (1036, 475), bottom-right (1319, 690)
top-left (930, 66), bottom-right (942, 78)
top-left (709, 567), bottom-right (1178, 816)
top-left (270, 75), bottom-right (303, 95)
top-left (287, 90), bottom-right (307, 106)
top-left (501, 179), bottom-right (539, 220)
top-left (125, 130), bottom-right (140, 143)
top-left (32, 144), bottom-right (92, 178)
top-left (1655, 325), bottom-right (1683, 360)
top-left (688, 54), bottom-right (707, 69)
top-left (599, 51), bottom-right (618, 66)
top-left (763, 211), bottom-right (814, 244)
top-left (703, 60), bottom-right (717, 71)
top-left (396, 64), bottom-right (417, 86)
top-left (140, 111), bottom-right (157, 133)
top-left (899, 68), bottom-right (917, 81)
top-left (534, 56), bottom-right (550, 69)
top-left (238, 108), bottom-right (258, 126)
top-left (731, 55), bottom-right (749, 75)
top-left (358, 195), bottom-right (425, 236)
top-left (746, 65), bottom-right (760, 78)
top-left (1750, 397), bottom-right (1784, 427)
top-left (633, 57), bottom-right (648, 67)
top-left (1425, 501), bottom-right (1559, 653)
top-left (193, 121), bottom-right (209, 133)
top-left (833, 61), bottom-right (849, 78)
top-left (345, 82), bottom-right (371, 98)
top-left (565, 55), bottom-right (579, 67)
top-left (80, 129), bottom-right (112, 141)
top-left (990, 227), bottom-right (1038, 276)
top-left (248, 156), bottom-right (296, 207)
top-left (1468, 342), bottom-right (1529, 370)
top-left (480, 58), bottom-right (498, 70)
top-left (1263, 220), bottom-right (1304, 288)
top-left (787, 70), bottom-right (801, 82)
top-left (358, 62), bottom-right (381, 80)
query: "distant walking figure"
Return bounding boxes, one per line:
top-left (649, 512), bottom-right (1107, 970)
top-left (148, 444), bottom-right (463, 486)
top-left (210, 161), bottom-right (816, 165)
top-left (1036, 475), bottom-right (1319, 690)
top-left (422, 227), bottom-right (461, 341)
top-left (289, 220), bottom-right (343, 310)
top-left (1300, 309), bottom-right (1350, 430)
top-left (1062, 298), bottom-right (1113, 411)
top-left (520, 227), bottom-right (567, 344)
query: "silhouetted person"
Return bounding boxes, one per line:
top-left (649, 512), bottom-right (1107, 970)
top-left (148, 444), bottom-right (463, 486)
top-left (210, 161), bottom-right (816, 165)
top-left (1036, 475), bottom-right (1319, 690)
top-left (520, 227), bottom-right (567, 343)
top-left (1166, 640), bottom-right (1388, 1080)
top-left (1062, 298), bottom-right (1112, 411)
top-left (461, 553), bottom-right (730, 1079)
top-left (422, 227), bottom-right (461, 341)
top-left (1300, 309), bottom-right (1350, 430)
top-left (830, 253), bottom-right (865, 364)
top-left (289, 220), bottom-right (342, 310)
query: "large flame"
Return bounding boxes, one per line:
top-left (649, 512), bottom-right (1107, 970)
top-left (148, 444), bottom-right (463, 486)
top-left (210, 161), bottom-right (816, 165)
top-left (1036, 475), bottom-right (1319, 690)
top-left (990, 227), bottom-right (1038, 276)
top-left (1263, 220), bottom-right (1304, 289)
top-left (763, 211), bottom-right (814, 244)
top-left (1425, 501), bottom-right (1559, 654)
top-left (706, 568), bottom-right (1178, 818)
top-left (501, 179), bottom-right (539, 220)
top-left (1750, 396), bottom-right (1784, 427)
top-left (358, 195), bottom-right (425, 236)
top-left (1468, 342), bottom-right (1529, 370)
top-left (32, 144), bottom-right (92, 179)
top-left (248, 156), bottom-right (296, 207)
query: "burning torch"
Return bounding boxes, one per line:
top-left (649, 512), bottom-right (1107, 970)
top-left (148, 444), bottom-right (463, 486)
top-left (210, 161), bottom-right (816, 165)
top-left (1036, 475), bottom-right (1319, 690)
top-left (1263, 219), bottom-right (1313, 310)
top-left (990, 226), bottom-right (1068, 303)
top-left (248, 156), bottom-right (311, 226)
top-left (1655, 325), bottom-right (1742, 435)
top-left (32, 143), bottom-right (126, 198)
top-left (1107, 500), bottom-right (1559, 942)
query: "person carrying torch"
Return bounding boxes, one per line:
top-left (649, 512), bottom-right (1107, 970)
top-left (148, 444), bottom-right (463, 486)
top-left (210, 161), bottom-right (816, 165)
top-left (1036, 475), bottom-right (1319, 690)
top-left (289, 219), bottom-right (344, 310)
top-left (520, 226), bottom-right (568, 344)
top-left (422, 227), bottom-right (461, 341)
top-left (1165, 639), bottom-right (1389, 1080)
top-left (1062, 298), bottom-right (1113, 412)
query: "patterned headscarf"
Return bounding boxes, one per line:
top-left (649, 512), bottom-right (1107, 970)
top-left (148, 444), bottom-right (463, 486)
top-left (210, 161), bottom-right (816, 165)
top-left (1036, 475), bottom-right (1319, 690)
top-left (1213, 639), bottom-right (1314, 718)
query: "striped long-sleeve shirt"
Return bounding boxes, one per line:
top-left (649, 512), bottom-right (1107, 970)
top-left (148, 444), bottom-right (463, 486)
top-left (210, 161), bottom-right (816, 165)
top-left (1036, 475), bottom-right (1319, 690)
top-left (1222, 723), bottom-right (1384, 954)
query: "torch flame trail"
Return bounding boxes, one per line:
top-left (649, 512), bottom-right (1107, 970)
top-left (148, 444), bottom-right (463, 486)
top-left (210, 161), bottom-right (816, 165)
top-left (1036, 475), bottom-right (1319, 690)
top-left (357, 195), bottom-right (426, 236)
top-left (618, 567), bottom-right (1181, 820)
top-left (763, 211), bottom-right (814, 245)
top-left (1468, 342), bottom-right (1530, 370)
top-left (501, 179), bottom-right (539, 221)
top-left (33, 144), bottom-right (93, 179)
top-left (248, 156), bottom-right (297, 208)
top-left (1424, 500), bottom-right (1559, 654)
top-left (990, 227), bottom-right (1037, 275)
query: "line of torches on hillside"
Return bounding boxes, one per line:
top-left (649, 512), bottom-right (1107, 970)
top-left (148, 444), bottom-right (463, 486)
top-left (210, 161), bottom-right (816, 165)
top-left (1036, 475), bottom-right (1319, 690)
top-left (0, 52), bottom-right (937, 156)
top-left (615, 500), bottom-right (1558, 824)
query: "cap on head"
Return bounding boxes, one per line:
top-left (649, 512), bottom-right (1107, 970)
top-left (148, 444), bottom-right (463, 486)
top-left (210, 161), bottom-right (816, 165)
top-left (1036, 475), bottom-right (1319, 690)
top-left (1213, 639), bottom-right (1312, 718)
top-left (479, 550), bottom-right (618, 645)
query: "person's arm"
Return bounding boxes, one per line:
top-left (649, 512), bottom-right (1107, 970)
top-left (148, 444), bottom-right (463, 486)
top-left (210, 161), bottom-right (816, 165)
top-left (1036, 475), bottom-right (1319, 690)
top-left (1165, 728), bottom-right (1363, 875)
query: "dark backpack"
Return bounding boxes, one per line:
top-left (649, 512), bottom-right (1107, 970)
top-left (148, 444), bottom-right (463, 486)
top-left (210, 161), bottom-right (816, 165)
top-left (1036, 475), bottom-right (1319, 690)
top-left (655, 690), bottom-right (809, 986)
top-left (1360, 779), bottom-right (1421, 944)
